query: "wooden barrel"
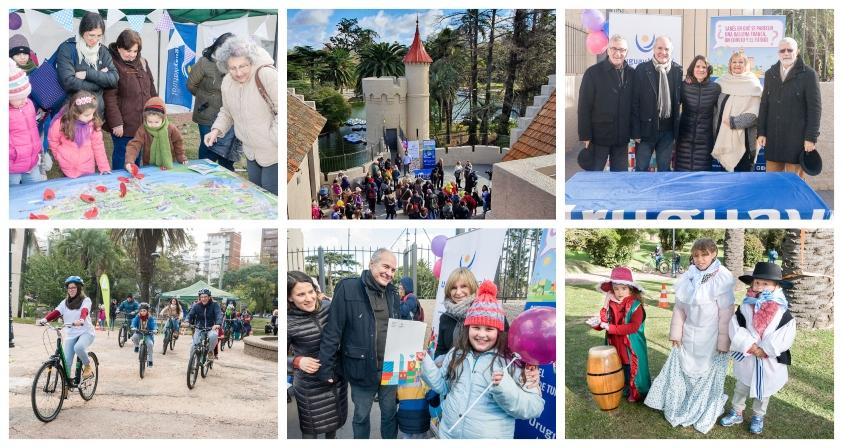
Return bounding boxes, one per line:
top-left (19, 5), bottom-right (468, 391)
top-left (586, 345), bottom-right (624, 411)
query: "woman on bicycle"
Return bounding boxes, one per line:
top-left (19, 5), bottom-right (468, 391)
top-left (38, 276), bottom-right (96, 379)
top-left (158, 298), bottom-right (183, 341)
top-left (131, 303), bottom-right (157, 367)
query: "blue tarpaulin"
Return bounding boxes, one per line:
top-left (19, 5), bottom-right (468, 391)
top-left (565, 172), bottom-right (831, 220)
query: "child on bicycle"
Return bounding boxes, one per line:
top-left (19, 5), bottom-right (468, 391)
top-left (158, 298), bottom-right (183, 340)
top-left (131, 303), bottom-right (157, 367)
top-left (38, 276), bottom-right (96, 379)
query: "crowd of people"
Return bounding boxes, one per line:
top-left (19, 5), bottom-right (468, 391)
top-left (10, 11), bottom-right (278, 194)
top-left (287, 248), bottom-right (544, 439)
top-left (578, 34), bottom-right (821, 178)
top-left (313, 156), bottom-right (491, 220)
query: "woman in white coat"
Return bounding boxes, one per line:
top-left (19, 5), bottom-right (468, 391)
top-left (645, 239), bottom-right (735, 433)
top-left (712, 51), bottom-right (763, 172)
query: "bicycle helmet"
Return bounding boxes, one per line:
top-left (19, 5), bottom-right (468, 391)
top-left (198, 288), bottom-right (211, 297)
top-left (139, 302), bottom-right (150, 311)
top-left (64, 275), bottom-right (84, 287)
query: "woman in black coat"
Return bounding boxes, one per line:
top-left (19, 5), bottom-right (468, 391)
top-left (675, 55), bottom-right (721, 171)
top-left (287, 271), bottom-right (347, 439)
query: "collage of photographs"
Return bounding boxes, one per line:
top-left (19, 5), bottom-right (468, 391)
top-left (0, 0), bottom-right (839, 446)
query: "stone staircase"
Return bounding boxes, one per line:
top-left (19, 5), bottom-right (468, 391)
top-left (287, 87), bottom-right (317, 109)
top-left (510, 74), bottom-right (556, 146)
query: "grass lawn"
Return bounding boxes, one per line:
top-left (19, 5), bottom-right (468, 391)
top-left (565, 264), bottom-right (834, 438)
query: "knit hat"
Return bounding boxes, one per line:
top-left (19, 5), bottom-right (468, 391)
top-left (598, 266), bottom-right (645, 294)
top-left (464, 280), bottom-right (505, 331)
top-left (9, 59), bottom-right (31, 102)
top-left (9, 34), bottom-right (30, 58)
top-left (143, 96), bottom-right (167, 115)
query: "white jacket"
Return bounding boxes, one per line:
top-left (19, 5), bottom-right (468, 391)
top-left (729, 302), bottom-right (796, 398)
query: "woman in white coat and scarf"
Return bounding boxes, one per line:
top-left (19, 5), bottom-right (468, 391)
top-left (712, 51), bottom-right (763, 172)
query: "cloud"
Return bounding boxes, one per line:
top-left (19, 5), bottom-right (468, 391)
top-left (357, 9), bottom-right (446, 46)
top-left (288, 10), bottom-right (335, 49)
top-left (290, 10), bottom-right (334, 27)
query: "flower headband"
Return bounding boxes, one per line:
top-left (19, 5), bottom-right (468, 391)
top-left (75, 96), bottom-right (95, 106)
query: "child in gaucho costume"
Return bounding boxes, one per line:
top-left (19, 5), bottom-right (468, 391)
top-left (588, 266), bottom-right (651, 402)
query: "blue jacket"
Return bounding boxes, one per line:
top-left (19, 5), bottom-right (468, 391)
top-left (131, 315), bottom-right (157, 340)
top-left (117, 299), bottom-right (139, 316)
top-left (421, 349), bottom-right (544, 439)
top-left (187, 300), bottom-right (223, 329)
top-left (399, 276), bottom-right (419, 320)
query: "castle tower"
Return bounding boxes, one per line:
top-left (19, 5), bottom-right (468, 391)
top-left (403, 19), bottom-right (432, 141)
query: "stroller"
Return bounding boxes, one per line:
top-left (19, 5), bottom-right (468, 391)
top-left (318, 185), bottom-right (331, 208)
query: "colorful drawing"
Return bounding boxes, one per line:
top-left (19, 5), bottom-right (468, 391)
top-left (380, 319), bottom-right (427, 386)
top-left (10, 162), bottom-right (277, 220)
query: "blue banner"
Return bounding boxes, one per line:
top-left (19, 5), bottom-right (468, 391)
top-left (165, 22), bottom-right (198, 110)
top-left (422, 139), bottom-right (436, 168)
top-left (515, 229), bottom-right (556, 439)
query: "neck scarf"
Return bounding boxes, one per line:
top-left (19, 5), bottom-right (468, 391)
top-left (689, 259), bottom-right (722, 293)
top-left (144, 117), bottom-right (174, 168)
top-left (75, 39), bottom-right (101, 68)
top-left (653, 59), bottom-right (672, 119)
top-left (18, 59), bottom-right (37, 74)
top-left (65, 292), bottom-right (85, 310)
top-left (743, 287), bottom-right (788, 335)
top-left (712, 71), bottom-right (763, 171)
top-left (74, 120), bottom-right (94, 148)
top-left (444, 294), bottom-right (475, 320)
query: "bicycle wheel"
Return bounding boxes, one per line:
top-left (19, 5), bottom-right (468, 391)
top-left (186, 350), bottom-right (200, 389)
top-left (118, 325), bottom-right (127, 348)
top-left (200, 348), bottom-right (211, 378)
top-left (162, 330), bottom-right (170, 355)
top-left (170, 332), bottom-right (177, 351)
top-left (219, 334), bottom-right (226, 352)
top-left (31, 361), bottom-right (65, 423)
top-left (658, 261), bottom-right (670, 274)
top-left (78, 353), bottom-right (98, 400)
top-left (227, 331), bottom-right (233, 349)
top-left (139, 343), bottom-right (147, 379)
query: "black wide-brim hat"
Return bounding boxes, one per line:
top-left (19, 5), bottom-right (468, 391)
top-left (800, 149), bottom-right (822, 176)
top-left (577, 145), bottom-right (595, 171)
top-left (738, 261), bottom-right (793, 289)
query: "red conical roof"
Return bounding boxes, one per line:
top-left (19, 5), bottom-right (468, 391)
top-left (403, 20), bottom-right (433, 64)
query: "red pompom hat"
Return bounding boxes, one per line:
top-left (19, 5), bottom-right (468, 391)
top-left (464, 280), bottom-right (505, 331)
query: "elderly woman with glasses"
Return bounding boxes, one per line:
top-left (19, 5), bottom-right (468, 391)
top-left (711, 51), bottom-right (763, 172)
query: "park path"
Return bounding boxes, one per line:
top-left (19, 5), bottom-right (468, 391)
top-left (9, 323), bottom-right (277, 439)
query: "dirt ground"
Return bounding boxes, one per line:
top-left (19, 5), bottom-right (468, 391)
top-left (9, 323), bottom-right (277, 439)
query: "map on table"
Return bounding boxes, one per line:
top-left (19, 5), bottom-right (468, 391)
top-left (10, 161), bottom-right (278, 220)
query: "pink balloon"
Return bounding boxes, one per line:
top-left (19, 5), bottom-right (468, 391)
top-left (508, 306), bottom-right (556, 365)
top-left (433, 258), bottom-right (443, 279)
top-left (586, 32), bottom-right (609, 56)
top-left (581, 9), bottom-right (606, 33)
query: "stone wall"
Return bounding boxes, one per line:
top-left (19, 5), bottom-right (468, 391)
top-left (488, 154), bottom-right (556, 219)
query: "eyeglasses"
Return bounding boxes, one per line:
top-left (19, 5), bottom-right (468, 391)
top-left (609, 47), bottom-right (628, 53)
top-left (779, 48), bottom-right (795, 54)
top-left (67, 285), bottom-right (78, 290)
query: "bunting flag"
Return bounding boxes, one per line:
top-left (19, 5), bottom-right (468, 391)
top-left (253, 20), bottom-right (269, 40)
top-left (50, 9), bottom-right (74, 32)
top-left (154, 10), bottom-right (174, 32)
top-left (146, 9), bottom-right (163, 30)
top-left (105, 9), bottom-right (125, 30)
top-left (167, 28), bottom-right (185, 50)
top-left (25, 9), bottom-right (47, 35)
top-left (126, 15), bottom-right (146, 32)
top-left (183, 45), bottom-right (196, 64)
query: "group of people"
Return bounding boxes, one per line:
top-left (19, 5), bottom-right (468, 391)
top-left (287, 248), bottom-right (543, 439)
top-left (587, 239), bottom-right (796, 435)
top-left (10, 11), bottom-right (278, 194)
top-left (313, 156), bottom-right (491, 220)
top-left (578, 34), bottom-right (821, 177)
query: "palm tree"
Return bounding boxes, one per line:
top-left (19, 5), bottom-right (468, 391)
top-left (497, 9), bottom-right (528, 136)
top-left (289, 46), bottom-right (327, 89)
top-left (355, 42), bottom-right (406, 93)
top-left (110, 230), bottom-right (190, 302)
top-left (53, 229), bottom-right (123, 308)
top-left (781, 229), bottom-right (834, 329)
top-left (723, 229), bottom-right (745, 288)
top-left (430, 60), bottom-right (460, 145)
top-left (321, 48), bottom-right (355, 91)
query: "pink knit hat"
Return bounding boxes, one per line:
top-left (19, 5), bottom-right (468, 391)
top-left (9, 59), bottom-right (31, 102)
top-left (464, 280), bottom-right (505, 331)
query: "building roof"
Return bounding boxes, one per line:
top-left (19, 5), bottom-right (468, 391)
top-left (502, 90), bottom-right (556, 161)
top-left (287, 92), bottom-right (326, 183)
top-left (403, 21), bottom-right (433, 64)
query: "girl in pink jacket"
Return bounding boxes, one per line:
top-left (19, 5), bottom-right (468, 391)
top-left (48, 91), bottom-right (111, 179)
top-left (9, 60), bottom-right (44, 184)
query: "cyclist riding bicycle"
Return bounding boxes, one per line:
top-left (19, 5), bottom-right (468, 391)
top-left (186, 288), bottom-right (222, 359)
top-left (131, 303), bottom-right (158, 367)
top-left (37, 276), bottom-right (96, 379)
top-left (117, 294), bottom-right (140, 319)
top-left (158, 298), bottom-right (183, 341)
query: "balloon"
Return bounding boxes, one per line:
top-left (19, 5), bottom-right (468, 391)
top-left (431, 235), bottom-right (448, 257)
top-left (433, 258), bottom-right (443, 279)
top-left (586, 32), bottom-right (609, 56)
top-left (10, 12), bottom-right (22, 30)
top-left (603, 20), bottom-right (610, 36)
top-left (508, 306), bottom-right (556, 365)
top-left (581, 9), bottom-right (606, 33)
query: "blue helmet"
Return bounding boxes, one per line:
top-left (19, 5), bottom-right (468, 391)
top-left (64, 276), bottom-right (84, 287)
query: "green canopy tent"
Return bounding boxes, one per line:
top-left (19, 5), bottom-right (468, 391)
top-left (158, 280), bottom-right (238, 314)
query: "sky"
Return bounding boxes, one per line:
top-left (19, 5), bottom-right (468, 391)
top-left (287, 9), bottom-right (458, 50)
top-left (300, 228), bottom-right (458, 253)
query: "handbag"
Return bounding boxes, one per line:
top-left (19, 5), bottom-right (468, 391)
top-left (254, 64), bottom-right (277, 116)
top-left (29, 48), bottom-right (69, 112)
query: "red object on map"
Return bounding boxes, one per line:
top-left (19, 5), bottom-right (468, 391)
top-left (128, 163), bottom-right (139, 176)
top-left (29, 213), bottom-right (49, 220)
top-left (119, 182), bottom-right (127, 198)
top-left (134, 173), bottom-right (145, 180)
top-left (84, 207), bottom-right (99, 219)
top-left (80, 194), bottom-right (96, 203)
top-left (160, 166), bottom-right (168, 170)
top-left (43, 188), bottom-right (55, 200)
top-left (95, 185), bottom-right (108, 192)
top-left (118, 176), bottom-right (130, 183)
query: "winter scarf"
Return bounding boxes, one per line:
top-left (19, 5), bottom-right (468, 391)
top-left (688, 259), bottom-right (722, 296)
top-left (712, 71), bottom-right (762, 171)
top-left (75, 40), bottom-right (101, 68)
top-left (444, 294), bottom-right (476, 343)
top-left (74, 120), bottom-right (94, 148)
top-left (742, 287), bottom-right (789, 336)
top-left (144, 118), bottom-right (174, 168)
top-left (17, 59), bottom-right (37, 74)
top-left (654, 59), bottom-right (673, 119)
top-left (65, 292), bottom-right (86, 310)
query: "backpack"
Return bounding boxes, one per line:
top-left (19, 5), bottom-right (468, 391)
top-left (402, 294), bottom-right (424, 322)
top-left (367, 185), bottom-right (377, 199)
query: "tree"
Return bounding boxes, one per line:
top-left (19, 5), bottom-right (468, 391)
top-left (496, 9), bottom-right (528, 136)
top-left (781, 229), bottom-right (834, 329)
top-left (233, 276), bottom-right (277, 314)
top-left (23, 254), bottom-right (86, 309)
top-left (110, 230), bottom-right (190, 302)
top-left (355, 42), bottom-right (407, 93)
top-left (52, 229), bottom-right (123, 308)
top-left (723, 229), bottom-right (745, 284)
top-left (329, 18), bottom-right (379, 53)
top-left (430, 60), bottom-right (460, 144)
top-left (657, 229), bottom-right (702, 253)
top-left (311, 87), bottom-right (352, 130)
top-left (480, 9), bottom-right (497, 144)
top-left (304, 252), bottom-right (361, 296)
top-left (320, 48), bottom-right (355, 90)
top-left (288, 46), bottom-right (327, 89)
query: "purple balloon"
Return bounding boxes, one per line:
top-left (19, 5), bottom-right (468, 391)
top-left (508, 306), bottom-right (556, 365)
top-left (431, 235), bottom-right (448, 258)
top-left (10, 12), bottom-right (22, 31)
top-left (581, 9), bottom-right (606, 33)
